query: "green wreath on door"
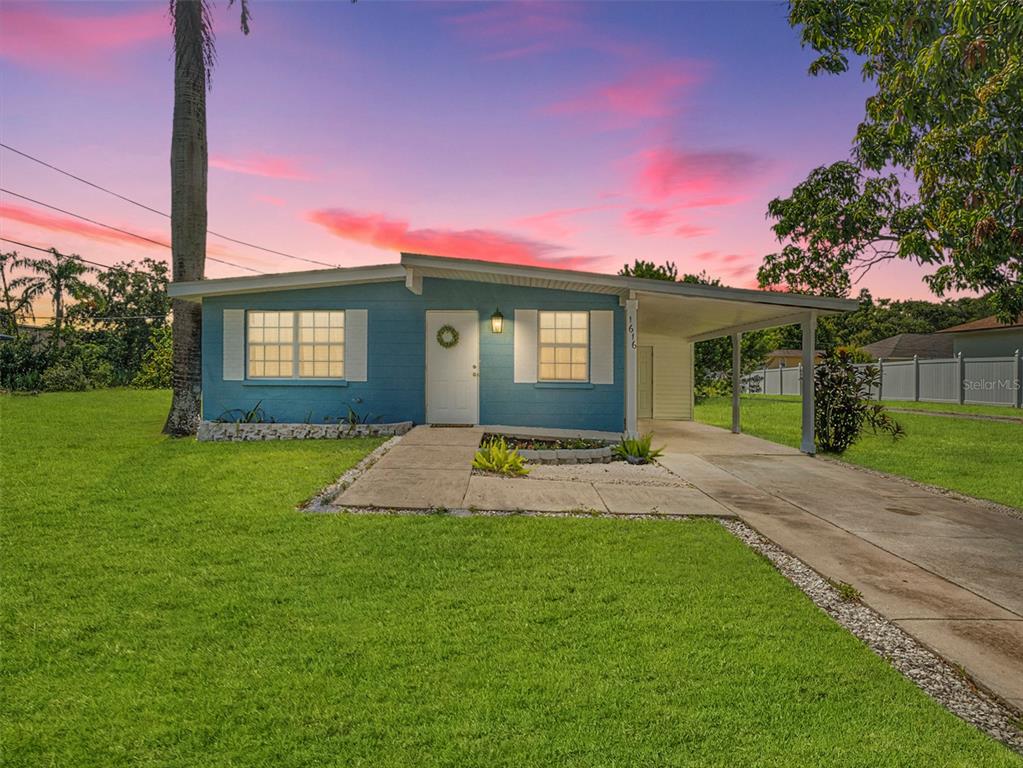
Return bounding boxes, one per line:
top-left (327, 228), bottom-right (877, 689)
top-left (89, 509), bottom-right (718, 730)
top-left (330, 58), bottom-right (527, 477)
top-left (436, 324), bottom-right (460, 349)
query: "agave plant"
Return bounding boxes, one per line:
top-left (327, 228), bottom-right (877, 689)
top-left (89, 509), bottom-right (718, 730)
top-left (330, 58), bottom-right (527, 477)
top-left (472, 437), bottom-right (530, 476)
top-left (612, 433), bottom-right (664, 465)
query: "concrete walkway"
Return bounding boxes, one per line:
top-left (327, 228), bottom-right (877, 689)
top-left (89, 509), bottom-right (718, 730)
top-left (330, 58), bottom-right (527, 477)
top-left (647, 420), bottom-right (1023, 712)
top-left (336, 426), bottom-right (484, 509)
top-left (337, 426), bottom-right (730, 516)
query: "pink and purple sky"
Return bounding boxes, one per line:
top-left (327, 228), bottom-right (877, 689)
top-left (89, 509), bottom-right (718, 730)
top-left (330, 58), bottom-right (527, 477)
top-left (1, 0), bottom-right (941, 299)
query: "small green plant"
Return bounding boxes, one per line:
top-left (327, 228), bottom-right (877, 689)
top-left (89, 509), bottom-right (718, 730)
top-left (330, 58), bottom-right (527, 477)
top-left (612, 433), bottom-right (664, 465)
top-left (472, 437), bottom-right (530, 476)
top-left (827, 579), bottom-right (862, 602)
top-left (341, 405), bottom-right (380, 426)
top-left (216, 400), bottom-right (268, 424)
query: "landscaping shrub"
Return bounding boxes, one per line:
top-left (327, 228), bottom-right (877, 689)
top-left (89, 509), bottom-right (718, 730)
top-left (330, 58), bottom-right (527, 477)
top-left (613, 433), bottom-right (664, 464)
top-left (40, 344), bottom-right (115, 392)
top-left (0, 334), bottom-right (52, 391)
top-left (132, 325), bottom-right (172, 389)
top-left (815, 349), bottom-right (904, 453)
top-left (472, 437), bottom-right (529, 476)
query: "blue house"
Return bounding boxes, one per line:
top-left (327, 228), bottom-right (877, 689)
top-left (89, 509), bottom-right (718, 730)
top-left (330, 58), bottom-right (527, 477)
top-left (169, 253), bottom-right (856, 449)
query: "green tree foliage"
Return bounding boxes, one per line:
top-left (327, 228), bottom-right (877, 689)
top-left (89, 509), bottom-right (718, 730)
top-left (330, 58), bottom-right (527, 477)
top-left (0, 251), bottom-right (170, 391)
top-left (16, 249), bottom-right (96, 345)
top-left (762, 0), bottom-right (1023, 321)
top-left (132, 326), bottom-right (173, 390)
top-left (620, 259), bottom-right (679, 281)
top-left (815, 350), bottom-right (905, 453)
top-left (0, 250), bottom-right (46, 335)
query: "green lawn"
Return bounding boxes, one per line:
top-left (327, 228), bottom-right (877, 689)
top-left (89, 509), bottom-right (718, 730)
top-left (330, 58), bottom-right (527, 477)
top-left (879, 399), bottom-right (1022, 419)
top-left (697, 395), bottom-right (1023, 509)
top-left (2, 390), bottom-right (1020, 767)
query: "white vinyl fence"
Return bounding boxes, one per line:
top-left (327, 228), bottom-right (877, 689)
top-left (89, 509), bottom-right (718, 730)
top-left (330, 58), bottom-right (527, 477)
top-left (742, 351), bottom-right (1023, 408)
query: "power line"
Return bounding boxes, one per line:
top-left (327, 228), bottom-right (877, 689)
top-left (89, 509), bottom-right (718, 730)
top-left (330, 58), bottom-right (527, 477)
top-left (0, 190), bottom-right (262, 274)
top-left (1, 142), bottom-right (339, 269)
top-left (1, 236), bottom-right (121, 270)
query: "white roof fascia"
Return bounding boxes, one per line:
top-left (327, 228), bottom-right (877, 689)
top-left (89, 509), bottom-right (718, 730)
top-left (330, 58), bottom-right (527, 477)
top-left (400, 253), bottom-right (858, 314)
top-left (167, 264), bottom-right (406, 299)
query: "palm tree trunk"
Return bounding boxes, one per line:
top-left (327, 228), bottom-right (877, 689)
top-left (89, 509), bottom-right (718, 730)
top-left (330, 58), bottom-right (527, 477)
top-left (164, 0), bottom-right (208, 436)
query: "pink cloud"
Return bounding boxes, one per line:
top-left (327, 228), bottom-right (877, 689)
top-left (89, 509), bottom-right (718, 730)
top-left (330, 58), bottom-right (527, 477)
top-left (634, 148), bottom-right (763, 204)
top-left (546, 62), bottom-right (704, 123)
top-left (513, 205), bottom-right (610, 239)
top-left (674, 223), bottom-right (712, 238)
top-left (0, 5), bottom-right (165, 75)
top-left (210, 153), bottom-right (313, 181)
top-left (308, 208), bottom-right (596, 269)
top-left (0, 202), bottom-right (168, 250)
top-left (623, 208), bottom-right (713, 238)
top-left (624, 207), bottom-right (674, 235)
top-left (1, 202), bottom-right (246, 261)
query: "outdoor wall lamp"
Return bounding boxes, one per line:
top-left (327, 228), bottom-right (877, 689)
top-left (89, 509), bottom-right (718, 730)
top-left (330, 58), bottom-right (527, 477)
top-left (490, 308), bottom-right (504, 333)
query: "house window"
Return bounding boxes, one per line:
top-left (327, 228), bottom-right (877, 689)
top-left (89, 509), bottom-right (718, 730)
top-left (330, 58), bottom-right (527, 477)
top-left (538, 311), bottom-right (588, 381)
top-left (247, 310), bottom-right (344, 379)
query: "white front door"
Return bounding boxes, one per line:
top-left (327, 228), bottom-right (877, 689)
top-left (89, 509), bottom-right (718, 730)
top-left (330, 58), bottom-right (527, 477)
top-left (425, 310), bottom-right (479, 425)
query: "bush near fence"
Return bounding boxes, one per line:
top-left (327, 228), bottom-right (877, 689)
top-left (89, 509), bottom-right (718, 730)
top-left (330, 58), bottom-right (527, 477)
top-left (742, 351), bottom-right (1023, 408)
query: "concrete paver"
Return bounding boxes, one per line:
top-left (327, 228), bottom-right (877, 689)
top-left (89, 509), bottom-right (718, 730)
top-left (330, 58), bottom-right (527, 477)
top-left (336, 468), bottom-right (470, 509)
top-left (464, 476), bottom-right (607, 514)
top-left (372, 444), bottom-right (480, 471)
top-left (398, 426), bottom-right (484, 447)
top-left (594, 483), bottom-right (730, 516)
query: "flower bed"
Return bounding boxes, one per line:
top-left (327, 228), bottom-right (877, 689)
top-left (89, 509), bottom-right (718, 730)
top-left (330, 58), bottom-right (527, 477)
top-left (480, 433), bottom-right (615, 465)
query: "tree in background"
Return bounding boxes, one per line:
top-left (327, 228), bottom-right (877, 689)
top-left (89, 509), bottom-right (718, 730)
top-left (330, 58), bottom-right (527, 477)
top-left (87, 259), bottom-right (171, 383)
top-left (0, 253), bottom-right (171, 391)
top-left (164, 0), bottom-right (250, 435)
top-left (0, 250), bottom-right (45, 335)
top-left (620, 259), bottom-right (679, 281)
top-left (761, 0), bottom-right (1022, 321)
top-left (16, 249), bottom-right (95, 345)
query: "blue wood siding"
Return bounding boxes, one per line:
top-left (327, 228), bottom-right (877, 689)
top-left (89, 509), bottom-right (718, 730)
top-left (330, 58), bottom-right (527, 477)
top-left (201, 278), bottom-right (625, 431)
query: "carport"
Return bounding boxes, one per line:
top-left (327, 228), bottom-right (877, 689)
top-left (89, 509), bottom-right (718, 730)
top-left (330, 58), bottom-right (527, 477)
top-left (625, 283), bottom-right (858, 454)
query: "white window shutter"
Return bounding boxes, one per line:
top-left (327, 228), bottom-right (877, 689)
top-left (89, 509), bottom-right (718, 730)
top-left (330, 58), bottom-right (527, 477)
top-left (514, 309), bottom-right (537, 383)
top-left (345, 309), bottom-right (368, 381)
top-left (590, 310), bottom-right (614, 385)
top-left (223, 309), bottom-right (245, 381)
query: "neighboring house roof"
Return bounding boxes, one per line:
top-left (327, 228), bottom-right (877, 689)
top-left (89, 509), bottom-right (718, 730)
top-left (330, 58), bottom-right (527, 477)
top-left (937, 314), bottom-right (1023, 334)
top-left (860, 333), bottom-right (954, 360)
top-left (168, 252), bottom-right (859, 343)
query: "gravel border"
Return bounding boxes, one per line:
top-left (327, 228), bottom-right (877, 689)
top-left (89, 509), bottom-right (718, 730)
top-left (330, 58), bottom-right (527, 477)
top-left (301, 434), bottom-right (404, 512)
top-left (718, 517), bottom-right (1023, 754)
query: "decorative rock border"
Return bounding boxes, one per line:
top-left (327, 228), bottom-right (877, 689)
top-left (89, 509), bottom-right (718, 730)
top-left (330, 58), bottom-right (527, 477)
top-left (517, 446), bottom-right (613, 464)
top-left (197, 420), bottom-right (413, 442)
top-left (303, 434), bottom-right (404, 512)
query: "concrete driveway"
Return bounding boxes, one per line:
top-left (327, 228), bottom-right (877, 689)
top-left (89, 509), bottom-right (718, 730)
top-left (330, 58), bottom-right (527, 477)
top-left (646, 419), bottom-right (1023, 713)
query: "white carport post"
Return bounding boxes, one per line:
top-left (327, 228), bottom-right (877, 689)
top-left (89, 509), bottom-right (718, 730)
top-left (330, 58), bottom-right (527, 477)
top-left (731, 332), bottom-right (741, 433)
top-left (624, 297), bottom-right (639, 437)
top-left (800, 311), bottom-right (817, 454)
